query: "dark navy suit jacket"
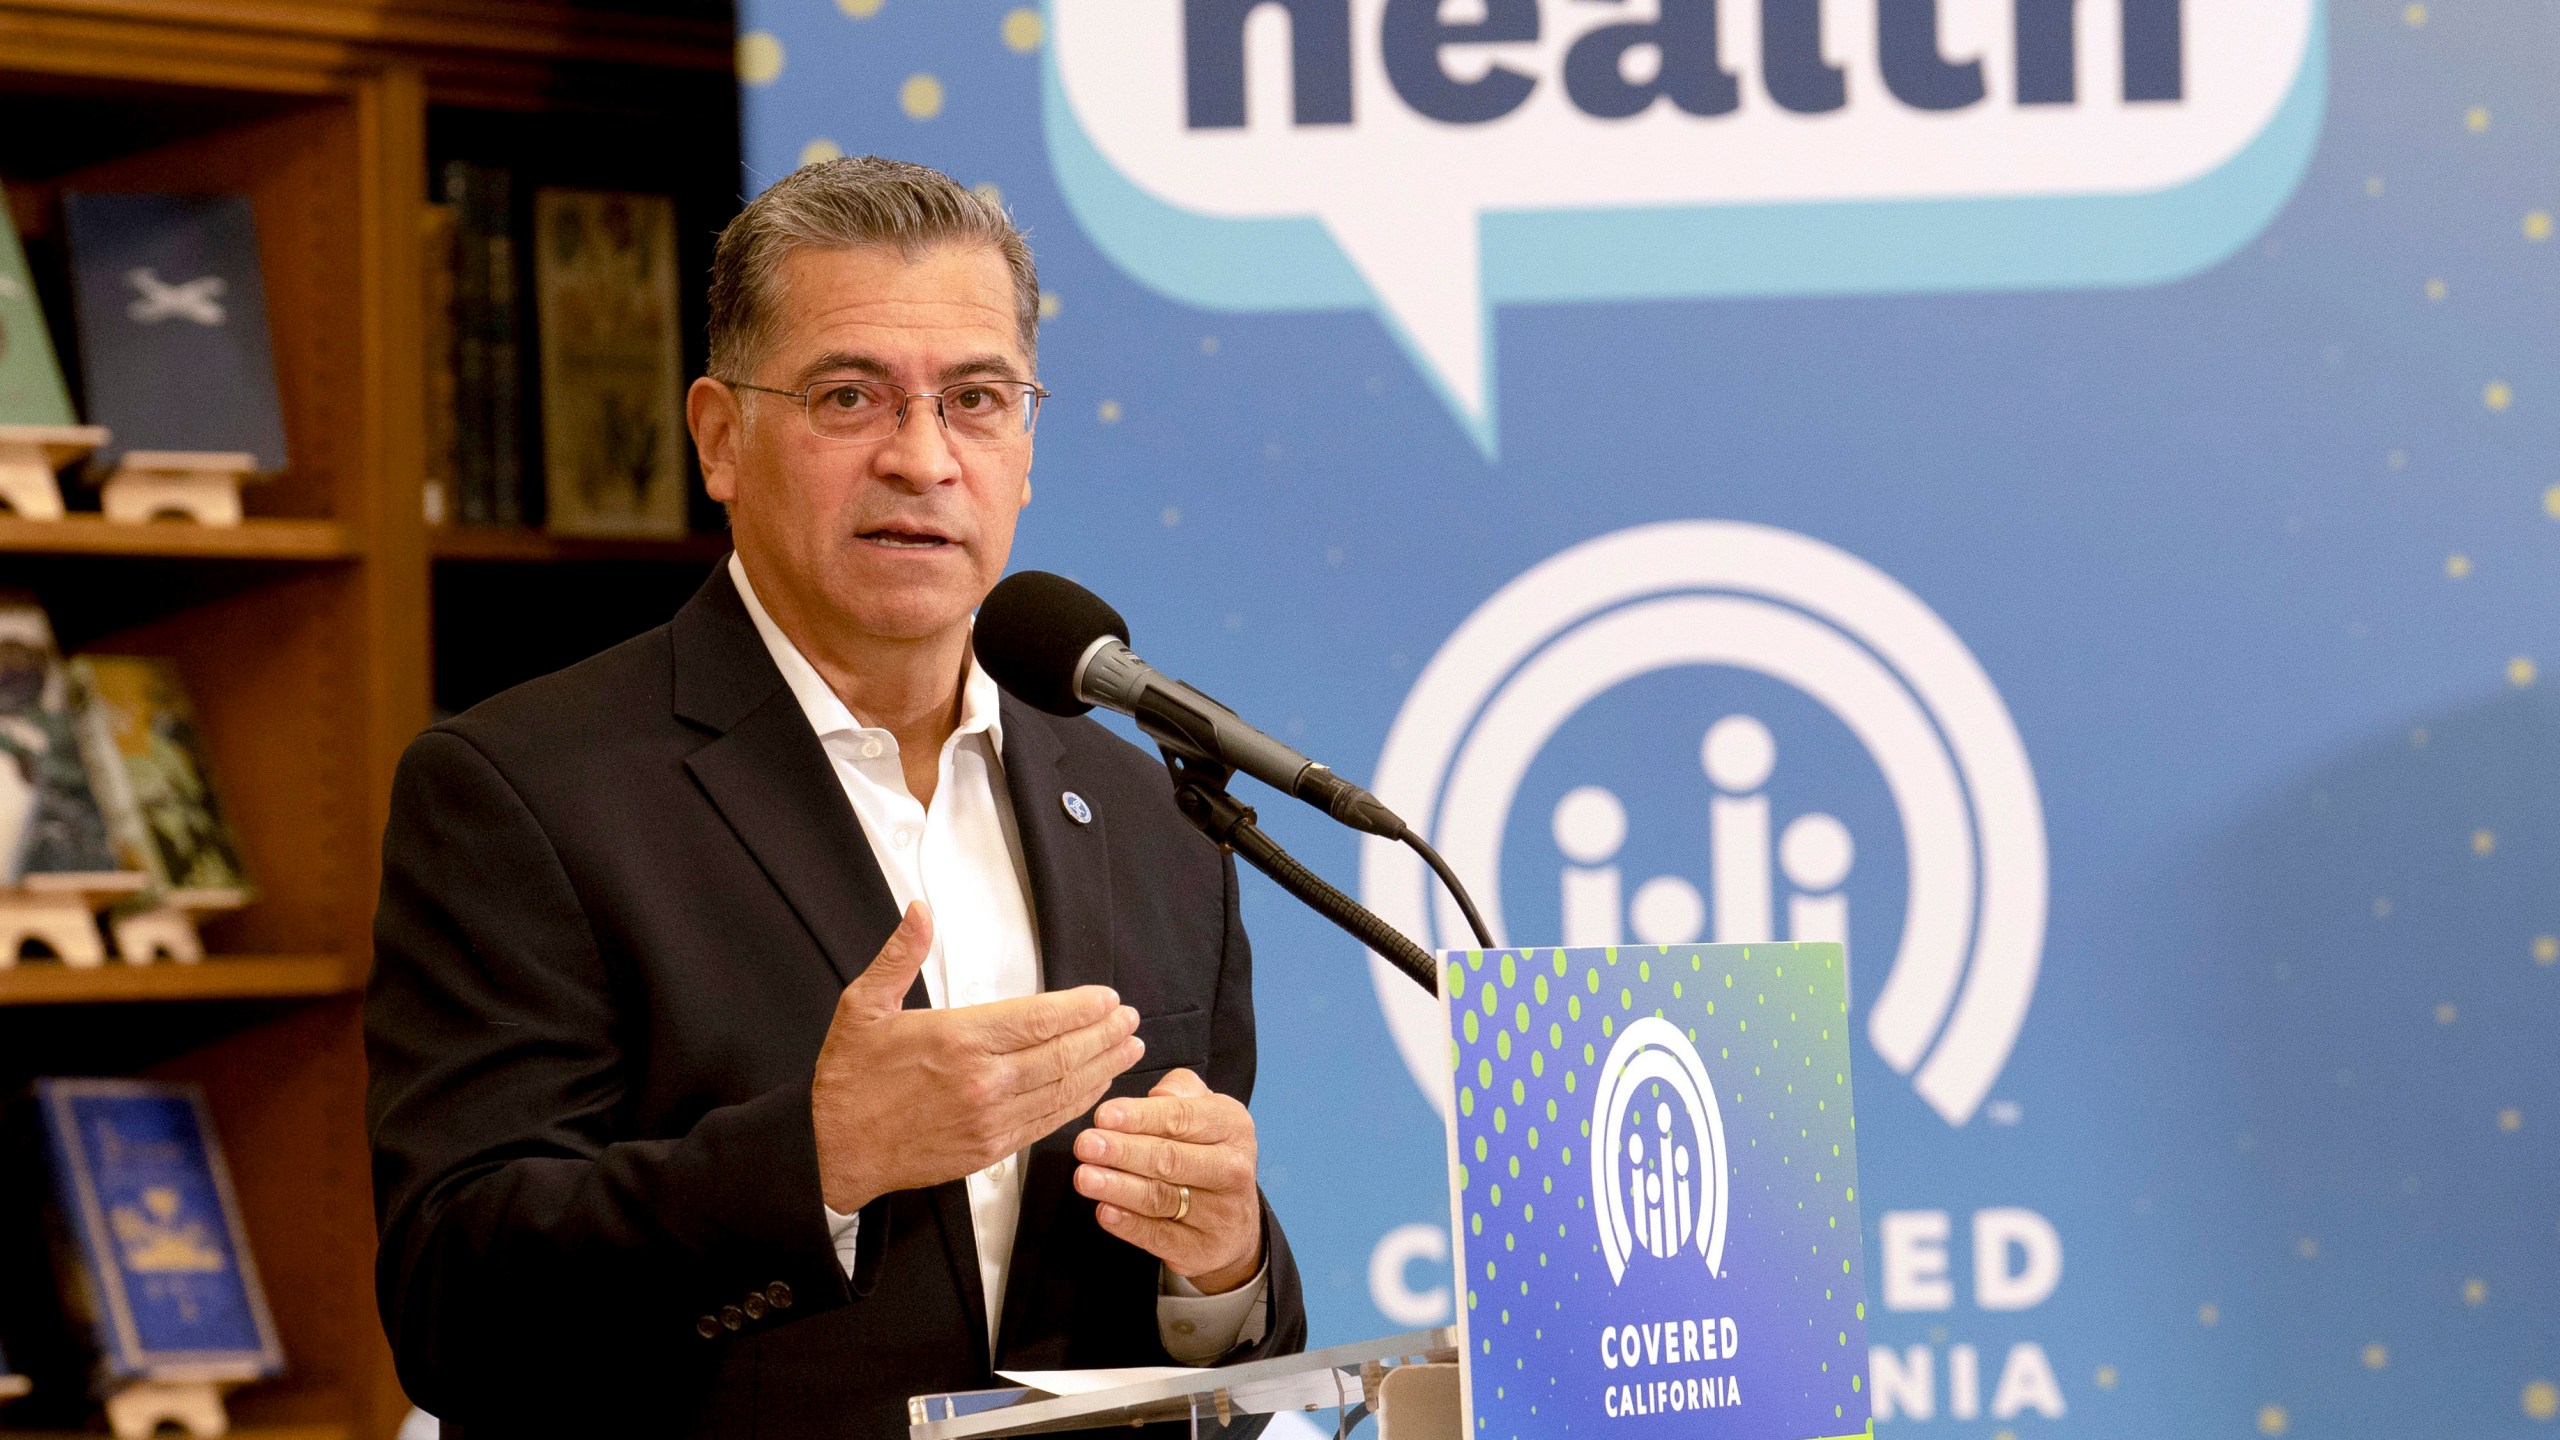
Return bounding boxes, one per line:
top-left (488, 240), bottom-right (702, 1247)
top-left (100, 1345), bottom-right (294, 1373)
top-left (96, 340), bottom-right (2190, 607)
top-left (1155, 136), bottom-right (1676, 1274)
top-left (365, 563), bottom-right (1305, 1438)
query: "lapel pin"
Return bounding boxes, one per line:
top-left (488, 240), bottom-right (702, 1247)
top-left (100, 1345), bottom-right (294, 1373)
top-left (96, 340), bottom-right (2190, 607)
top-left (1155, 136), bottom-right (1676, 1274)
top-left (1061, 791), bottom-right (1093, 825)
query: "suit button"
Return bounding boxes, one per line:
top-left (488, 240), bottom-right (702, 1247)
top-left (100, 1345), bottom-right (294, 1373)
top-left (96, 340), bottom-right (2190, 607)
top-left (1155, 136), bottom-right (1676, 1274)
top-left (721, 1306), bottom-right (745, 1330)
top-left (766, 1281), bottom-right (794, 1310)
top-left (696, 1315), bottom-right (720, 1339)
top-left (744, 1293), bottom-right (768, 1320)
top-left (1171, 1320), bottom-right (1197, 1337)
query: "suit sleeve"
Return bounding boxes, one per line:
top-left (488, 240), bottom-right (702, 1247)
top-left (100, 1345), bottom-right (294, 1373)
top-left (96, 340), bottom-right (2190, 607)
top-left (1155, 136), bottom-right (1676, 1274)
top-left (365, 729), bottom-right (851, 1420)
top-left (1199, 853), bottom-right (1308, 1366)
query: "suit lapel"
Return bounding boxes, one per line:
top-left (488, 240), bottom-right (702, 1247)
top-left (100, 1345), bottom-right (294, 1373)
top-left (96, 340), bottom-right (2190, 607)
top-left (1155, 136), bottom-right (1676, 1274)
top-left (672, 565), bottom-right (992, 1359)
top-left (992, 701), bottom-right (1124, 1362)
top-left (672, 566), bottom-right (902, 988)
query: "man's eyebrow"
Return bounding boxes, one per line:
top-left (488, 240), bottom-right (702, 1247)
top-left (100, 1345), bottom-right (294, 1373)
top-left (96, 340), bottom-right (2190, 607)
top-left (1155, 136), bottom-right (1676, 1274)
top-left (937, 355), bottom-right (1026, 383)
top-left (790, 352), bottom-right (895, 386)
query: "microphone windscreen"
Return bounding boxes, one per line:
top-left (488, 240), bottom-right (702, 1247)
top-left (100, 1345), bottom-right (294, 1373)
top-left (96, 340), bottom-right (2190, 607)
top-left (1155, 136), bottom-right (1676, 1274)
top-left (975, 570), bottom-right (1131, 717)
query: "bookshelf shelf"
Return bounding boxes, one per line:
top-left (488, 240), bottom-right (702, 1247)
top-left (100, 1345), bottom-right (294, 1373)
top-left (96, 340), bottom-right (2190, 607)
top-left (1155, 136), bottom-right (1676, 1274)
top-left (0, 514), bottom-right (355, 560)
top-left (430, 524), bottom-right (728, 564)
top-left (0, 953), bottom-right (362, 1006)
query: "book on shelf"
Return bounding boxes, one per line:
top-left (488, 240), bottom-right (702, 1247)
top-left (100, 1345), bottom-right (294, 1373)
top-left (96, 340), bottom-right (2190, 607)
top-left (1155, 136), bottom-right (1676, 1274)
top-left (22, 1078), bottom-right (285, 1389)
top-left (67, 657), bottom-right (253, 914)
top-left (0, 179), bottom-right (79, 428)
top-left (534, 188), bottom-right (689, 539)
top-left (0, 598), bottom-right (144, 893)
top-left (439, 161), bottom-right (524, 527)
top-left (420, 202), bottom-right (458, 527)
top-left (60, 193), bottom-right (289, 473)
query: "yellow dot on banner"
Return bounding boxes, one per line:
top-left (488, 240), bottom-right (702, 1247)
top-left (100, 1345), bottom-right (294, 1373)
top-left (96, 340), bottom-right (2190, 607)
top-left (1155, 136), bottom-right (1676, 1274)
top-left (2260, 1403), bottom-right (2290, 1436)
top-left (2500, 1108), bottom-right (2523, 1132)
top-left (838, 0), bottom-right (882, 15)
top-left (2536, 935), bottom-right (2559, 964)
top-left (2200, 1303), bottom-right (2222, 1326)
top-left (2545, 486), bottom-right (2560, 518)
top-left (2375, 898), bottom-right (2393, 918)
top-left (2412, 727), bottom-right (2429, 747)
top-left (2486, 380), bottom-right (2513, 411)
top-left (2475, 829), bottom-right (2497, 855)
top-left (2512, 656), bottom-right (2539, 688)
top-left (736, 30), bottom-right (784, 86)
top-left (2466, 1277), bottom-right (2490, 1304)
top-left (2296, 1237), bottom-right (2319, 1259)
top-left (2388, 449), bottom-right (2409, 468)
top-left (972, 182), bottom-right (1004, 208)
top-left (2404, 1), bottom-right (2427, 22)
top-left (2426, 278), bottom-right (2447, 301)
top-left (798, 137), bottom-right (844, 167)
top-left (2363, 1343), bottom-right (2389, 1369)
top-left (1160, 507), bottom-right (1180, 528)
top-left (2437, 1002), bottom-right (2458, 1024)
top-left (901, 73), bottom-right (945, 120)
top-left (2525, 1379), bottom-right (2559, 1421)
top-left (2366, 176), bottom-right (2385, 198)
top-left (1003, 7), bottom-right (1045, 51)
top-left (1097, 400), bottom-right (1122, 424)
top-left (2448, 552), bottom-right (2472, 578)
top-left (2095, 1365), bottom-right (2119, 1390)
top-left (1037, 290), bottom-right (1061, 320)
top-left (2468, 106), bottom-right (2492, 133)
top-left (2531, 212), bottom-right (2556, 242)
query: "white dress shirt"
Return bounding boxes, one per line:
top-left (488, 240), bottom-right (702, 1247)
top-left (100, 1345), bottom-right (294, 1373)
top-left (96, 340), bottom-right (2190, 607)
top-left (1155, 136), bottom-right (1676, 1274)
top-left (728, 556), bottom-right (1264, 1364)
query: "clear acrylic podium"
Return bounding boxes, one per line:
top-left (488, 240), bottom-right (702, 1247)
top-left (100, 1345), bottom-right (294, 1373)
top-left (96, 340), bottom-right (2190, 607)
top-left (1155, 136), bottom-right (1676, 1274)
top-left (908, 1328), bottom-right (1458, 1440)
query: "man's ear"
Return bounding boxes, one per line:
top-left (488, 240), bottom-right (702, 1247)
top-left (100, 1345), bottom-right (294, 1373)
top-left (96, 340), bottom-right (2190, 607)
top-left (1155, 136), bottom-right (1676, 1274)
top-left (688, 376), bottom-right (745, 505)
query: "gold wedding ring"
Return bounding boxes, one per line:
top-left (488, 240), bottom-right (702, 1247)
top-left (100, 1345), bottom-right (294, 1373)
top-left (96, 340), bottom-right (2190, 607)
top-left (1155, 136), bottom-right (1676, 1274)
top-left (1173, 1185), bottom-right (1192, 1223)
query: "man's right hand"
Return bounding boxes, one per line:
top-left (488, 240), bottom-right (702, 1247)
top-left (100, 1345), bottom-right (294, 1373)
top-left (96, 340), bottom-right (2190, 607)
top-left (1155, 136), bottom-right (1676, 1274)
top-left (812, 901), bottom-right (1143, 1215)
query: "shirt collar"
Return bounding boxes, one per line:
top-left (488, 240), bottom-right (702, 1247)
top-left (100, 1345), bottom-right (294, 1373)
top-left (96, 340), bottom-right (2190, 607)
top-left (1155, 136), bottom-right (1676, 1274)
top-left (727, 552), bottom-right (1006, 753)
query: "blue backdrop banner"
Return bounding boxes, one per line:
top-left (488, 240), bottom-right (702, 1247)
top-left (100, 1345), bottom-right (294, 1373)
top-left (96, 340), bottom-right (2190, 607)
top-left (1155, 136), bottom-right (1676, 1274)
top-left (737, 2), bottom-right (2560, 1434)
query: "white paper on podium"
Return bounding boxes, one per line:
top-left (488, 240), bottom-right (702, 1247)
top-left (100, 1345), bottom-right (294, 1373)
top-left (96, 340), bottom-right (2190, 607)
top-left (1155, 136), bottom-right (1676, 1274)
top-left (995, 1367), bottom-right (1199, 1397)
top-left (996, 1365), bottom-right (1362, 1414)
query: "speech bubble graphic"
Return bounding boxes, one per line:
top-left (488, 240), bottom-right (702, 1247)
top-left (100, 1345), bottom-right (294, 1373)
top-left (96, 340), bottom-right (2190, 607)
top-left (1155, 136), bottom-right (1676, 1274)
top-left (1046, 0), bottom-right (2325, 453)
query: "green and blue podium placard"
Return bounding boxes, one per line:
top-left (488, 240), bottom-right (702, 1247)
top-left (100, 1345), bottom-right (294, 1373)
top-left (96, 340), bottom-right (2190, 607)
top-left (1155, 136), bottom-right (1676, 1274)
top-left (1445, 942), bottom-right (1869, 1440)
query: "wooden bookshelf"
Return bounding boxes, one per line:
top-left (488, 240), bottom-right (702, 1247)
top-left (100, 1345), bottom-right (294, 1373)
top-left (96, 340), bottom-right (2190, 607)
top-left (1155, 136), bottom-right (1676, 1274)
top-left (0, 954), bottom-right (362, 1006)
top-left (0, 514), bottom-right (356, 559)
top-left (0, 0), bottom-right (734, 1434)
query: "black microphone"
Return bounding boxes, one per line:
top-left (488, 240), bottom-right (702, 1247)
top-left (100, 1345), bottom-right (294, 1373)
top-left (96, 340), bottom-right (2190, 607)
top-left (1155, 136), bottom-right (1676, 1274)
top-left (975, 571), bottom-right (1409, 840)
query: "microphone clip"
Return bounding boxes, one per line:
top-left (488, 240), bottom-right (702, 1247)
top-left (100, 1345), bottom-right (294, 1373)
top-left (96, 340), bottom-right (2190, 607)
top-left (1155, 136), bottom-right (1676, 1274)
top-left (1156, 748), bottom-right (1441, 996)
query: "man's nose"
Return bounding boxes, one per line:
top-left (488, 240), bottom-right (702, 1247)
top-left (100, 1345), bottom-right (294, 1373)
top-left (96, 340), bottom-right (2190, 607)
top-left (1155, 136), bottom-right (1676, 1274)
top-left (871, 396), bottom-right (964, 490)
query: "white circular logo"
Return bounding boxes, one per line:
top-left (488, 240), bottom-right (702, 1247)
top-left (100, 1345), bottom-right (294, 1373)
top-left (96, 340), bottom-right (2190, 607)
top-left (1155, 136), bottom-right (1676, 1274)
top-left (1359, 520), bottom-right (2048, 1127)
top-left (1593, 1017), bottom-right (1729, 1285)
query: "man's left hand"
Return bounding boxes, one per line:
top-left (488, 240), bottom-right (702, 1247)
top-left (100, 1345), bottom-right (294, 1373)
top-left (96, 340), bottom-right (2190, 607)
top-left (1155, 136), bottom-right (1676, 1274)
top-left (1072, 1068), bottom-right (1263, 1294)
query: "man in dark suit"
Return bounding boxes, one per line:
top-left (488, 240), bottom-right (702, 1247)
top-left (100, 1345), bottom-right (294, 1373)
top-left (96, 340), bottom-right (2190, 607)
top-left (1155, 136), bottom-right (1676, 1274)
top-left (366, 156), bottom-right (1305, 1438)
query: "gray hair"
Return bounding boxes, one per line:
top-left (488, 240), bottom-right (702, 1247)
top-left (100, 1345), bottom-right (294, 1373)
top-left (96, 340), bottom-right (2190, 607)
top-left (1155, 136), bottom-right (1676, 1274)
top-left (707, 155), bottom-right (1039, 382)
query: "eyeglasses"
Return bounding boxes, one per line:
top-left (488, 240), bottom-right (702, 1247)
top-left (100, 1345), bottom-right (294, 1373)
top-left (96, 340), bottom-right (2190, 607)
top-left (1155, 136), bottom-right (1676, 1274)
top-left (723, 376), bottom-right (1048, 445)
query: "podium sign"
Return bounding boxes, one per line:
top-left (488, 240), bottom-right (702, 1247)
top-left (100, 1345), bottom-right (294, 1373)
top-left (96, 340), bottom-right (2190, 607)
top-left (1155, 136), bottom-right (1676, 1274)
top-left (1445, 943), bottom-right (1869, 1440)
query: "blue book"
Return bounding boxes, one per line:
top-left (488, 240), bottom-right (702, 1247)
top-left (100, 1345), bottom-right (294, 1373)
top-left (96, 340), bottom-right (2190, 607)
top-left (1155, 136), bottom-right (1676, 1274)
top-left (34, 1079), bottom-right (283, 1382)
top-left (61, 194), bottom-right (289, 471)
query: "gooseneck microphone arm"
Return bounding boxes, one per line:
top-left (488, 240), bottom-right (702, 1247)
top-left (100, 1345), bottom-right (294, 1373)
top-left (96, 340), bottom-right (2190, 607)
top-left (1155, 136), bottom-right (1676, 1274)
top-left (1157, 748), bottom-right (1443, 997)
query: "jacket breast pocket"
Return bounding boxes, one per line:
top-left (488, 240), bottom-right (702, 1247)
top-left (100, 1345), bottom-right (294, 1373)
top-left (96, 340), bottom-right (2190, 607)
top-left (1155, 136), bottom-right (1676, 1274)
top-left (1111, 1006), bottom-right (1210, 1094)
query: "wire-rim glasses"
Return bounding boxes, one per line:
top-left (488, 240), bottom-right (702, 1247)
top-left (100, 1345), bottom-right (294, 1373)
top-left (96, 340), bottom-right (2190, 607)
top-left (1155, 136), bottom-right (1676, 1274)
top-left (723, 376), bottom-right (1048, 445)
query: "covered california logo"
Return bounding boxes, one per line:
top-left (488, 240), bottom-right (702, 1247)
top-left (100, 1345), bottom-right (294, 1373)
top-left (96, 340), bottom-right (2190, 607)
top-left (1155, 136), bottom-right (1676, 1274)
top-left (1593, 1015), bottom-right (1728, 1285)
top-left (1363, 520), bottom-right (2047, 1130)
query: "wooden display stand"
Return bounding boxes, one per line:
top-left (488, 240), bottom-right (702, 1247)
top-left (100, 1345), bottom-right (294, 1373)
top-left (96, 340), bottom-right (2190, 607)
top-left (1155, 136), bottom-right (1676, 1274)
top-left (0, 423), bottom-right (109, 519)
top-left (104, 1378), bottom-right (231, 1439)
top-left (112, 891), bottom-right (249, 958)
top-left (0, 872), bottom-right (147, 968)
top-left (101, 451), bottom-right (262, 527)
